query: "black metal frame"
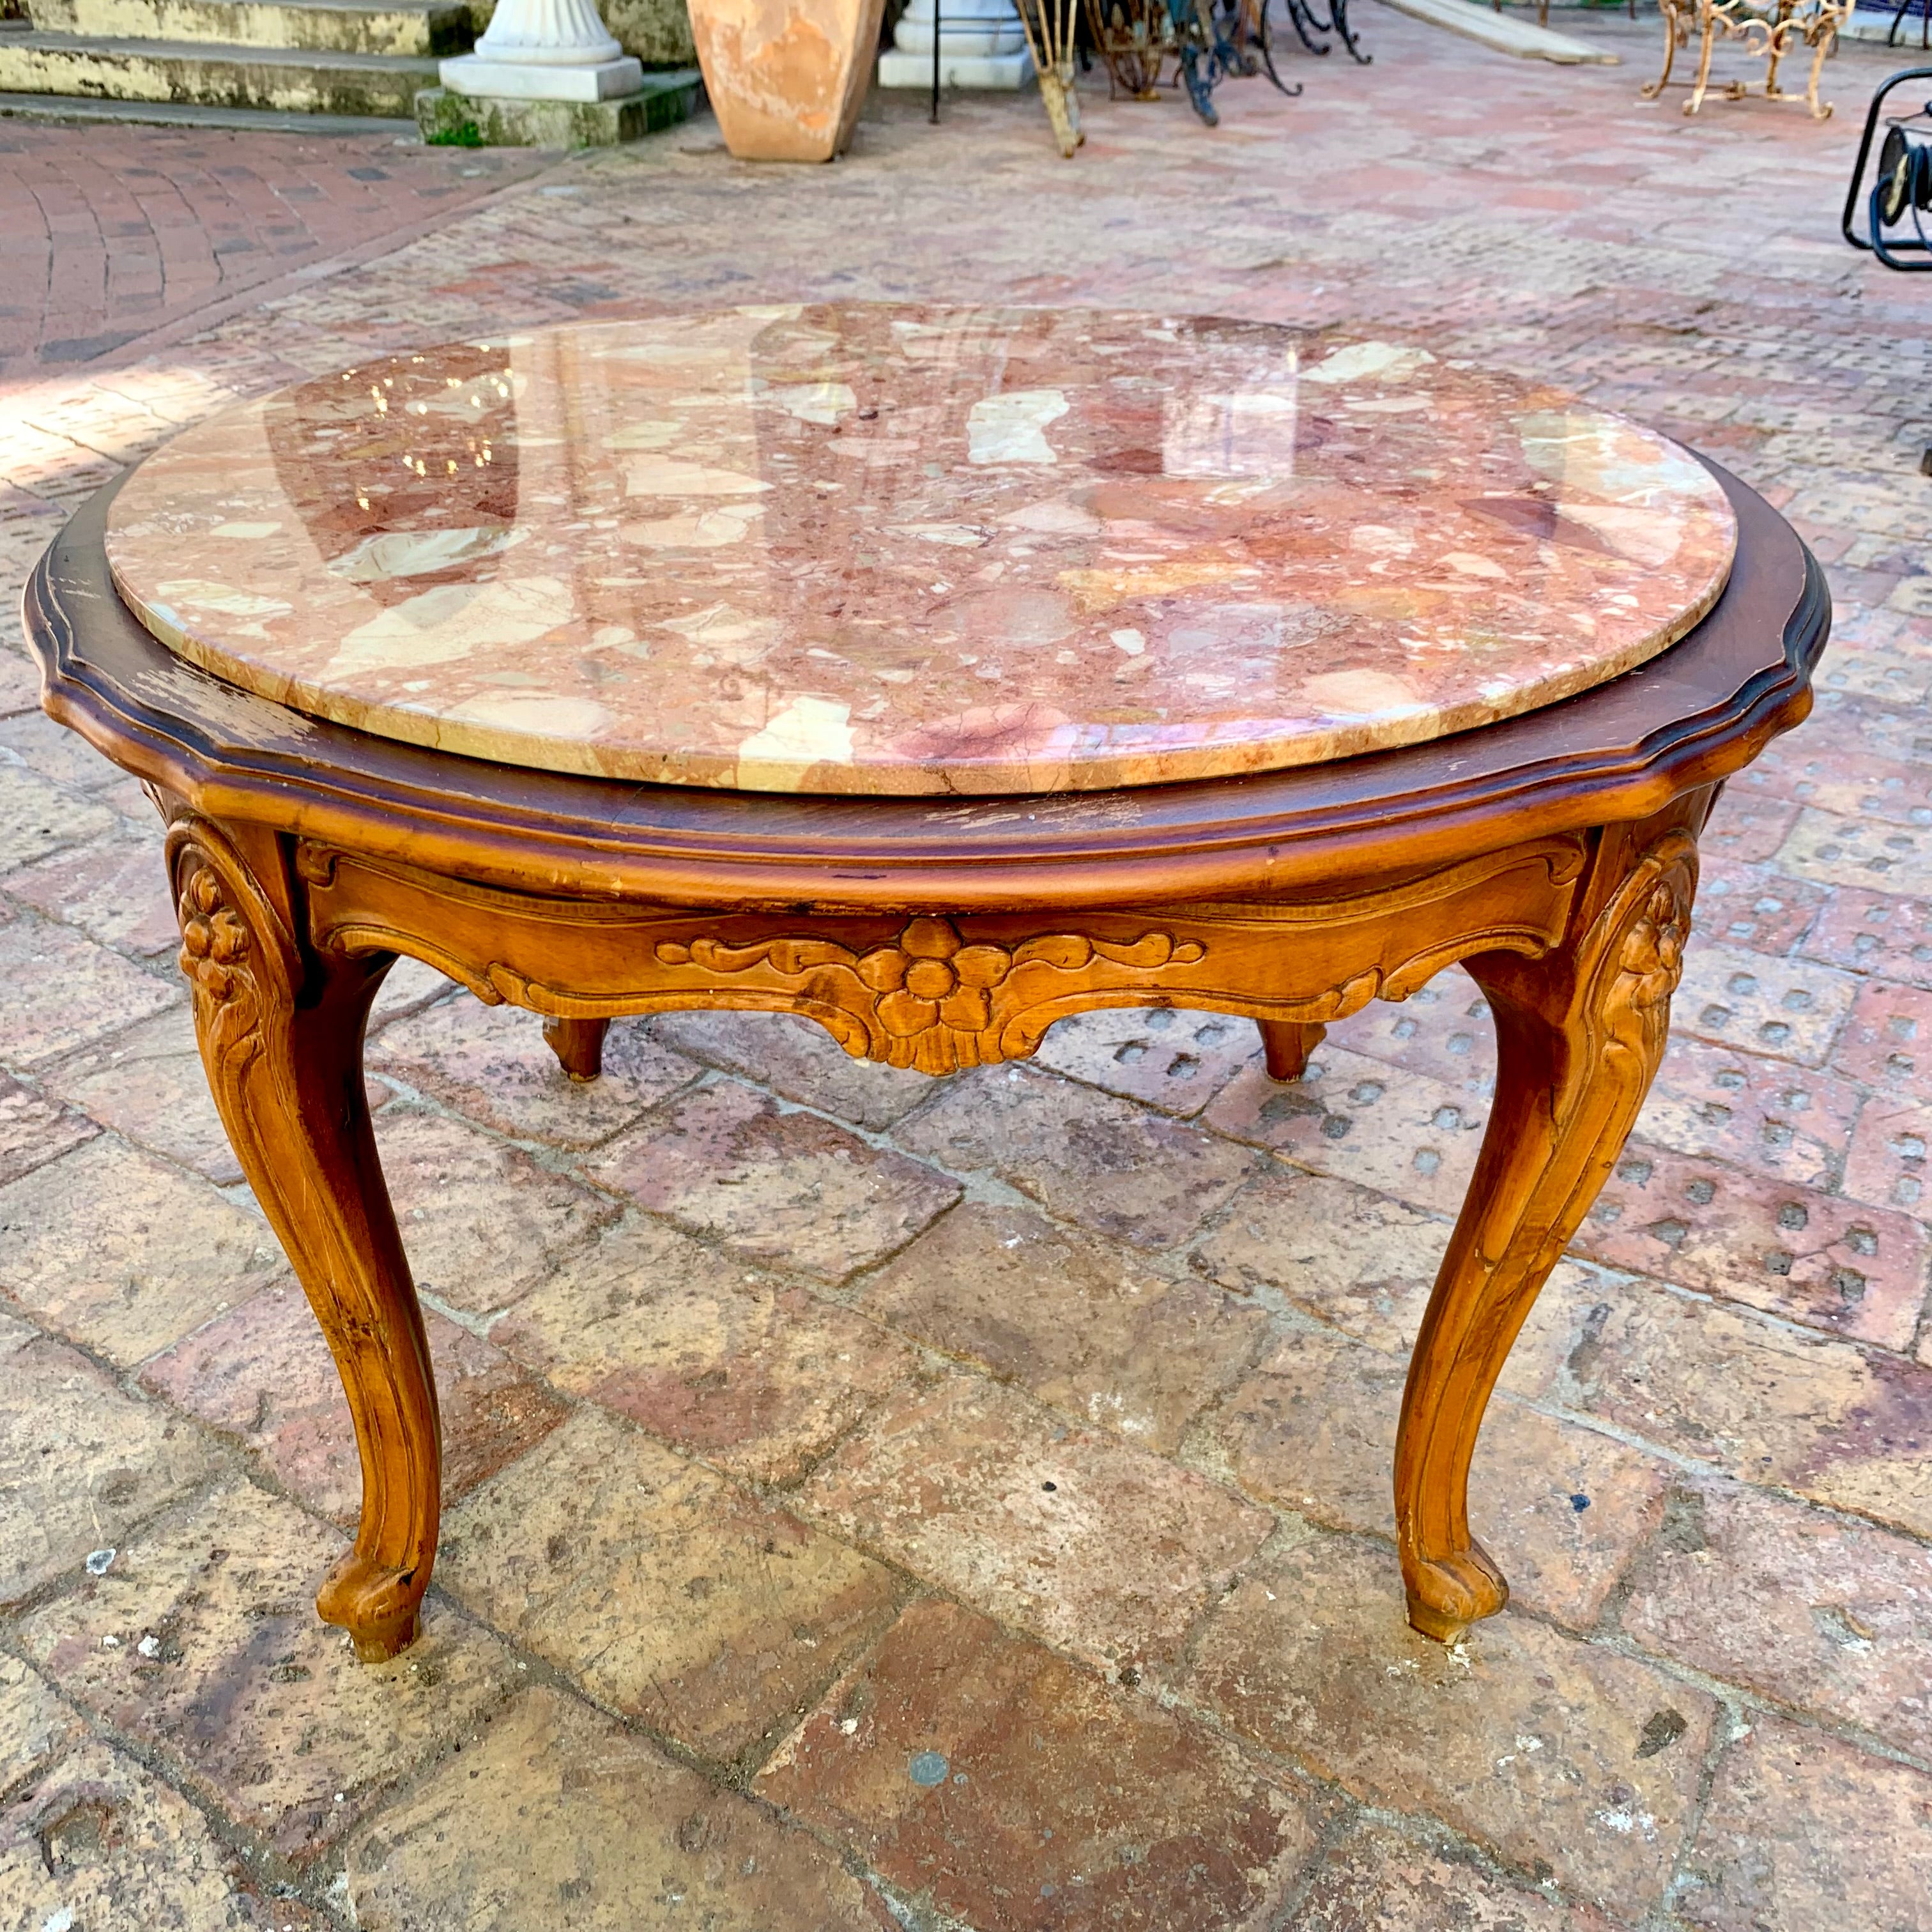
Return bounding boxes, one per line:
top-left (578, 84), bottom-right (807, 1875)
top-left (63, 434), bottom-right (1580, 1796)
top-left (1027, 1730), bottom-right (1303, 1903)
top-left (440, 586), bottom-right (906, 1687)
top-left (1277, 0), bottom-right (1369, 62)
top-left (1882, 0), bottom-right (1931, 49)
top-left (1842, 65), bottom-right (1932, 269)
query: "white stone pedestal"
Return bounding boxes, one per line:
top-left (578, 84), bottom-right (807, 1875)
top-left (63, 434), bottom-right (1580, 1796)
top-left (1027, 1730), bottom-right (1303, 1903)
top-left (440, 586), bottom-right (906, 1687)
top-left (878, 0), bottom-right (1034, 88)
top-left (440, 0), bottom-right (643, 101)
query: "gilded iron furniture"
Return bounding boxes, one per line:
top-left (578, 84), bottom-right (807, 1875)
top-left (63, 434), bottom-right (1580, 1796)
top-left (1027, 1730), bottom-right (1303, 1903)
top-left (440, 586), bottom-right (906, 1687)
top-left (26, 308), bottom-right (1826, 1666)
top-left (1643, 0), bottom-right (1850, 118)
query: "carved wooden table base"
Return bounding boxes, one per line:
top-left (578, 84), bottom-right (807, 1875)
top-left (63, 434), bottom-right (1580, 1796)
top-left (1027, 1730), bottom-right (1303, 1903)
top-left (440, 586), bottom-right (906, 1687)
top-left (167, 799), bottom-right (1698, 1659)
top-left (30, 461), bottom-right (1826, 1665)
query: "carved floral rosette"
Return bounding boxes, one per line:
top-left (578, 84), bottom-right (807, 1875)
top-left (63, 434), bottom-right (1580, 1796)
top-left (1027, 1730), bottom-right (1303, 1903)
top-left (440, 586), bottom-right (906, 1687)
top-left (655, 914), bottom-right (1206, 1074)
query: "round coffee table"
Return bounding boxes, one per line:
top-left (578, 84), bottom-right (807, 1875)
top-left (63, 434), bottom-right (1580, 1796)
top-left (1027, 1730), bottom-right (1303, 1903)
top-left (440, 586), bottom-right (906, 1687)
top-left (27, 304), bottom-right (1827, 1664)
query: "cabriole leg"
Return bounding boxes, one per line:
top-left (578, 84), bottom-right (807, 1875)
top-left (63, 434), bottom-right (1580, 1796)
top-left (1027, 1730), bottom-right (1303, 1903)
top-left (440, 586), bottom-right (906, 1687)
top-left (1257, 1018), bottom-right (1328, 1082)
top-left (168, 817), bottom-right (438, 1662)
top-left (543, 1014), bottom-right (609, 1081)
top-left (1395, 824), bottom-right (1697, 1642)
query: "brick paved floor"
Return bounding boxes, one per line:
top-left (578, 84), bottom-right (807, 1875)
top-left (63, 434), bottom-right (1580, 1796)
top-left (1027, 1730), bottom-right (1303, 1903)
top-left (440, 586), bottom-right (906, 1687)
top-left (0, 123), bottom-right (558, 379)
top-left (4, 15), bottom-right (1932, 1929)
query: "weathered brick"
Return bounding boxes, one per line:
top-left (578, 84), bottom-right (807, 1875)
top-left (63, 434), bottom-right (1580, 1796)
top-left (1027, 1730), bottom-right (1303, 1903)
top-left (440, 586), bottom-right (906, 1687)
top-left (1831, 975), bottom-right (1932, 1089)
top-left (438, 1407), bottom-right (901, 1767)
top-left (859, 1200), bottom-right (1266, 1452)
top-left (1211, 1323), bottom-right (1668, 1626)
top-left (1322, 969), bottom-right (1499, 1096)
top-left (1619, 1478), bottom-right (1932, 1761)
top-left (489, 1215), bottom-right (917, 1483)
top-left (0, 900), bottom-right (176, 1070)
top-left (17, 1480), bottom-right (521, 1862)
top-left (1700, 792), bottom-right (1800, 866)
top-left (1670, 937), bottom-right (1855, 1067)
top-left (0, 1310), bottom-right (218, 1607)
top-left (377, 1106), bottom-right (617, 1315)
top-left (590, 1078), bottom-right (958, 1282)
top-left (141, 1280), bottom-right (569, 1522)
top-left (759, 1598), bottom-right (1322, 1932)
top-left (1031, 1003), bottom-right (1264, 1116)
top-left (1295, 1819), bottom-right (1630, 1931)
top-left (0, 1657), bottom-right (84, 1797)
top-left (0, 1736), bottom-right (327, 1930)
top-left (0, 1134), bottom-right (284, 1365)
top-left (369, 999), bottom-right (697, 1149)
top-left (1843, 1091), bottom-right (1932, 1216)
top-left (1775, 803), bottom-right (1932, 899)
top-left (1541, 1271), bottom-right (1932, 1537)
top-left (43, 1002), bottom-right (370, 1187)
top-left (896, 1062), bottom-right (1257, 1248)
top-left (1635, 1034), bottom-right (1859, 1190)
top-left (6, 832), bottom-right (179, 956)
top-left (0, 709), bottom-right (134, 793)
top-left (1804, 883), bottom-right (1932, 987)
top-left (1186, 1533), bottom-right (1714, 1912)
top-left (1573, 1140), bottom-right (1925, 1349)
top-left (1692, 855), bottom-right (1828, 957)
top-left (650, 1008), bottom-right (933, 1128)
top-left (348, 1686), bottom-right (894, 1931)
top-left (0, 1066), bottom-right (95, 1186)
top-left (0, 758), bottom-right (116, 875)
top-left (1679, 1717), bottom-right (1932, 1932)
top-left (802, 1370), bottom-right (1271, 1672)
top-left (1206, 1045), bottom-right (1483, 1215)
top-left (1184, 1165), bottom-right (1592, 1389)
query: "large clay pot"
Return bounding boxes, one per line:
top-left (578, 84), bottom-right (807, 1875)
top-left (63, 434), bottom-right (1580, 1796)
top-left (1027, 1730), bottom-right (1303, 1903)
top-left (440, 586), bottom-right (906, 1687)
top-left (687, 0), bottom-right (887, 160)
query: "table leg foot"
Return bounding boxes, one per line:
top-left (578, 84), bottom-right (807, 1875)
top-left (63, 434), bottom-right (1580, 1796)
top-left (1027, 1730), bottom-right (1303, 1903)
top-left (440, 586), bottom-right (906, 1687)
top-left (1395, 820), bottom-right (1698, 1641)
top-left (318, 1551), bottom-right (424, 1661)
top-left (544, 1015), bottom-right (608, 1080)
top-left (1404, 1542), bottom-right (1508, 1643)
top-left (167, 814), bottom-right (441, 1664)
top-left (1258, 1018), bottom-right (1326, 1082)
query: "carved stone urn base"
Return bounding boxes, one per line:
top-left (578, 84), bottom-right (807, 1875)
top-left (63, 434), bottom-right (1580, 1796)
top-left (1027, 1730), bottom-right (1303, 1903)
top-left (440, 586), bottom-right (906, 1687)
top-left (686, 0), bottom-right (888, 160)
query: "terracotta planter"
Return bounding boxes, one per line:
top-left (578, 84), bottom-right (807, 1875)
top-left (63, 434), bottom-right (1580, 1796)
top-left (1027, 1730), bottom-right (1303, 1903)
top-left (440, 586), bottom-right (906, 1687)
top-left (687, 0), bottom-right (886, 160)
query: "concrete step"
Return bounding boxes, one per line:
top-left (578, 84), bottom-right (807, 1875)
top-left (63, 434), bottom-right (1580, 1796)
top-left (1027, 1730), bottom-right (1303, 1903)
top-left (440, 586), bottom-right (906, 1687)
top-left (0, 29), bottom-right (441, 112)
top-left (26, 0), bottom-right (473, 58)
top-left (0, 85), bottom-right (415, 128)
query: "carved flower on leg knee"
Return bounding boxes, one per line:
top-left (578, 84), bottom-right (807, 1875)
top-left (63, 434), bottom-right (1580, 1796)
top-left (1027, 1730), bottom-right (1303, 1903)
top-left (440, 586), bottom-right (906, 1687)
top-left (178, 864), bottom-right (250, 997)
top-left (1620, 882), bottom-right (1689, 1009)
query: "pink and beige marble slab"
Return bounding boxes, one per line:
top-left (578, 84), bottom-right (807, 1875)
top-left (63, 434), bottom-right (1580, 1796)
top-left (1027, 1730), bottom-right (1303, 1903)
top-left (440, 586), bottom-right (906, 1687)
top-left (105, 303), bottom-right (1738, 797)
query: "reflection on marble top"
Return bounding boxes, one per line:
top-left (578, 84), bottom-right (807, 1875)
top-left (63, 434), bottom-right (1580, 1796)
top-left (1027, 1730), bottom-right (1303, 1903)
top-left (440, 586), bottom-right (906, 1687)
top-left (105, 304), bottom-right (1736, 795)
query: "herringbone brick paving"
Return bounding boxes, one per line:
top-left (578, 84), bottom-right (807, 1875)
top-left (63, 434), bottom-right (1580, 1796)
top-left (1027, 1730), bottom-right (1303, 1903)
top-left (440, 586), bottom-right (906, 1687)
top-left (0, 123), bottom-right (557, 379)
top-left (2, 14), bottom-right (1930, 1927)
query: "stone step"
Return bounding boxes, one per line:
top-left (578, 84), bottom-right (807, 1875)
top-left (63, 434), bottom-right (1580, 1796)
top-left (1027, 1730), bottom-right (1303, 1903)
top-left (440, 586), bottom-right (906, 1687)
top-left (0, 28), bottom-right (441, 112)
top-left (0, 84), bottom-right (414, 128)
top-left (1375, 0), bottom-right (1620, 60)
top-left (26, 0), bottom-right (473, 58)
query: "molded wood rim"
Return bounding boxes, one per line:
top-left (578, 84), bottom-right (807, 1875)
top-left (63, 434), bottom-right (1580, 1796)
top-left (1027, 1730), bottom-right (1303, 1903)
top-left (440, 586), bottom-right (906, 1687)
top-left (27, 456), bottom-right (1827, 912)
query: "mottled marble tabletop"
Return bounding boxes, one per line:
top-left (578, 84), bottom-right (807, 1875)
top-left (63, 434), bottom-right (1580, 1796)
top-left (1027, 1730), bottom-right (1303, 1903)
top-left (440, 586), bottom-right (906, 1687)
top-left (105, 303), bottom-right (1736, 796)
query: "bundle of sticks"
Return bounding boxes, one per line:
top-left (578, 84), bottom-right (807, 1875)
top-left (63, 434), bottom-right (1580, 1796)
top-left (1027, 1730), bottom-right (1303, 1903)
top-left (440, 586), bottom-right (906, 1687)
top-left (1015, 0), bottom-right (1085, 155)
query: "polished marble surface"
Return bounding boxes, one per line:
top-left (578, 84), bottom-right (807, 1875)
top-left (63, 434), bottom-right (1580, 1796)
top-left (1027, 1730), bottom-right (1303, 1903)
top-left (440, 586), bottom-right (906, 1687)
top-left (105, 303), bottom-right (1737, 795)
